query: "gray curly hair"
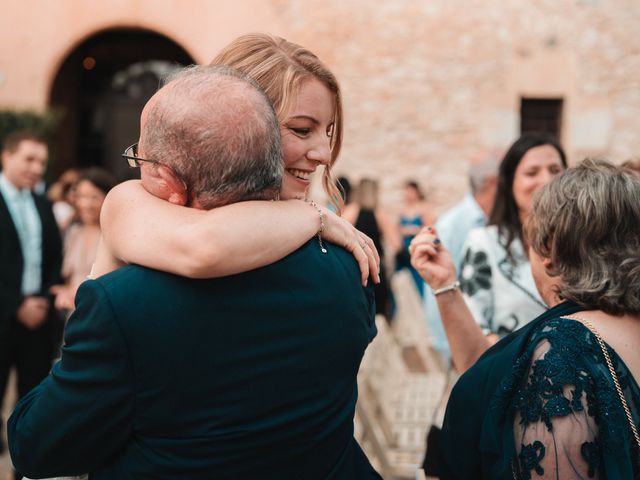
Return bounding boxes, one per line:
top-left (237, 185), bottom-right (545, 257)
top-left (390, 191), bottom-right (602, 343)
top-left (527, 158), bottom-right (640, 315)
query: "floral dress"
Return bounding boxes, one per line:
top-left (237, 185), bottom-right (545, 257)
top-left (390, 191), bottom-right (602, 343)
top-left (458, 225), bottom-right (547, 337)
top-left (497, 317), bottom-right (640, 479)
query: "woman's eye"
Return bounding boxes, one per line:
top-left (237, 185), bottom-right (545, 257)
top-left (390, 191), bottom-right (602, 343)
top-left (291, 128), bottom-right (311, 136)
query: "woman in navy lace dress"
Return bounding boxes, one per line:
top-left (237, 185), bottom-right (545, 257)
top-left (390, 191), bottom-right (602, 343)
top-left (410, 159), bottom-right (640, 478)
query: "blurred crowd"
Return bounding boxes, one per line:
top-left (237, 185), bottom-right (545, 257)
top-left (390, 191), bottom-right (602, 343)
top-left (0, 131), bottom-right (116, 479)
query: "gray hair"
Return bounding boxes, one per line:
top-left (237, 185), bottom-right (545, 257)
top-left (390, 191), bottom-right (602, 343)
top-left (528, 158), bottom-right (640, 315)
top-left (143, 65), bottom-right (282, 209)
top-left (469, 154), bottom-right (498, 195)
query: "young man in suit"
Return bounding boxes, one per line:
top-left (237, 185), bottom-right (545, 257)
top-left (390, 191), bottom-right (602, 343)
top-left (9, 66), bottom-right (380, 479)
top-left (0, 131), bottom-right (62, 479)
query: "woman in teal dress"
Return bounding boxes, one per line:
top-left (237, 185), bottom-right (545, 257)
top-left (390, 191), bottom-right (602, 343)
top-left (395, 180), bottom-right (435, 297)
top-left (410, 159), bottom-right (640, 478)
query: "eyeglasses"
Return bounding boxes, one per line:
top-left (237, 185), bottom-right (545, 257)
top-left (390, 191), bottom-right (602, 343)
top-left (122, 143), bottom-right (157, 168)
top-left (121, 142), bottom-right (190, 196)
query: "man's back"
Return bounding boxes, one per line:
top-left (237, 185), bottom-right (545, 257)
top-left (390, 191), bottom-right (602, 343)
top-left (9, 241), bottom-right (380, 479)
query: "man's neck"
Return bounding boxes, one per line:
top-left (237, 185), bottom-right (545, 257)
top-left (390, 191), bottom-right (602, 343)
top-left (473, 191), bottom-right (492, 216)
top-left (0, 172), bottom-right (25, 193)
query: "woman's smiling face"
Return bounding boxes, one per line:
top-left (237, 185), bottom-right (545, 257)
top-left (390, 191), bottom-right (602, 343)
top-left (512, 144), bottom-right (564, 215)
top-left (279, 77), bottom-right (335, 200)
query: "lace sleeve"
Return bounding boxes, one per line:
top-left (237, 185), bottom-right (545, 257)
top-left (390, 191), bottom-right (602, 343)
top-left (513, 339), bottom-right (601, 479)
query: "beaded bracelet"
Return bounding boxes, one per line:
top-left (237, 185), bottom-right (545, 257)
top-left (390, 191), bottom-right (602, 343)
top-left (307, 200), bottom-right (328, 253)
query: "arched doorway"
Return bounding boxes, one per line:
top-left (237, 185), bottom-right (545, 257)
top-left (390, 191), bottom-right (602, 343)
top-left (49, 28), bottom-right (194, 180)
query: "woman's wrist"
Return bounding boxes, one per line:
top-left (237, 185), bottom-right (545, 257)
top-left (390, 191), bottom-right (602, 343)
top-left (432, 280), bottom-right (460, 296)
top-left (429, 274), bottom-right (459, 291)
top-left (306, 200), bottom-right (328, 253)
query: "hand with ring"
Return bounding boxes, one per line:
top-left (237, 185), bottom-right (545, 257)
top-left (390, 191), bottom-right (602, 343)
top-left (319, 207), bottom-right (381, 286)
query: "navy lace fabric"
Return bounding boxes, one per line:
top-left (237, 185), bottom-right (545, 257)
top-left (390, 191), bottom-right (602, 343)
top-left (497, 317), bottom-right (640, 479)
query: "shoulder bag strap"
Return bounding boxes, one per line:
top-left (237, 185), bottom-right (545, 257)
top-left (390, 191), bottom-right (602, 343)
top-left (565, 314), bottom-right (640, 451)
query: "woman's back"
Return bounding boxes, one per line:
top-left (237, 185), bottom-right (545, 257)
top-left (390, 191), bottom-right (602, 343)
top-left (438, 304), bottom-right (640, 479)
top-left (505, 315), bottom-right (640, 479)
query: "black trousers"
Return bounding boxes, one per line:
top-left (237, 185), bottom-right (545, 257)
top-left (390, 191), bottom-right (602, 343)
top-left (0, 316), bottom-right (55, 457)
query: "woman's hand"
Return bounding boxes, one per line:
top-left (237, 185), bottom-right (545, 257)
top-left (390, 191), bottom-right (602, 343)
top-left (50, 284), bottom-right (76, 311)
top-left (321, 207), bottom-right (381, 286)
top-left (409, 226), bottom-right (456, 290)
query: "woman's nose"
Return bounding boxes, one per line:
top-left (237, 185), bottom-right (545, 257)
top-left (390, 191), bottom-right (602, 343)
top-left (307, 137), bottom-right (331, 165)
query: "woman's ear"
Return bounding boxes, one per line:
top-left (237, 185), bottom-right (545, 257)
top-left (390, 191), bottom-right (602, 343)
top-left (156, 165), bottom-right (188, 205)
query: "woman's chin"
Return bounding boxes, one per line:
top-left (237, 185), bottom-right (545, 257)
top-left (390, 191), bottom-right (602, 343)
top-left (279, 187), bottom-right (308, 201)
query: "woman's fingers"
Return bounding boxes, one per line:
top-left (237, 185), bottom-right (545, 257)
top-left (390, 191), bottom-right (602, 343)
top-left (409, 231), bottom-right (440, 255)
top-left (420, 225), bottom-right (438, 236)
top-left (360, 233), bottom-right (380, 267)
top-left (349, 236), bottom-right (371, 286)
top-left (319, 211), bottom-right (380, 286)
top-left (411, 244), bottom-right (440, 273)
top-left (355, 231), bottom-right (380, 285)
top-left (362, 241), bottom-right (381, 285)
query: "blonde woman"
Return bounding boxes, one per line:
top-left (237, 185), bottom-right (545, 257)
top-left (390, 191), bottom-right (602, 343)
top-left (92, 34), bottom-right (379, 284)
top-left (11, 47), bottom-right (382, 479)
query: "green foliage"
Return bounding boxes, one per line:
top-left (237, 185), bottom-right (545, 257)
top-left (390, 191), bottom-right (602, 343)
top-left (0, 109), bottom-right (60, 146)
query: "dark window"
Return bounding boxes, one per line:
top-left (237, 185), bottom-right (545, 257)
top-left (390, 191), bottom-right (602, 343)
top-left (520, 98), bottom-right (563, 139)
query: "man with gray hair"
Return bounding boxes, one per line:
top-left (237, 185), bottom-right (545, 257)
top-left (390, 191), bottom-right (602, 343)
top-left (423, 153), bottom-right (498, 359)
top-left (9, 65), bottom-right (379, 479)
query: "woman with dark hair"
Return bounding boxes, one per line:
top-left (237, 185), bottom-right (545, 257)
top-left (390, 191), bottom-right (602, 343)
top-left (457, 133), bottom-right (566, 342)
top-left (50, 168), bottom-right (116, 312)
top-left (47, 168), bottom-right (80, 231)
top-left (411, 160), bottom-right (640, 479)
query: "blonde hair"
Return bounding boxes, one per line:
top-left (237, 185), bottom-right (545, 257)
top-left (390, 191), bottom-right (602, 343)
top-left (211, 33), bottom-right (344, 212)
top-left (356, 178), bottom-right (379, 210)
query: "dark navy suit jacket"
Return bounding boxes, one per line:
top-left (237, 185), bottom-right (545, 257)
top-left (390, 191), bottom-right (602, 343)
top-left (8, 240), bottom-right (381, 479)
top-left (0, 190), bottom-right (62, 336)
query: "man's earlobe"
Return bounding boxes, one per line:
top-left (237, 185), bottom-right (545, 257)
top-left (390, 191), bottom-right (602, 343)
top-left (157, 165), bottom-right (188, 206)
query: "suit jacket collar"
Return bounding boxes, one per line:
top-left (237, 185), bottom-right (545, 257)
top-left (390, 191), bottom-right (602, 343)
top-left (0, 183), bottom-right (22, 254)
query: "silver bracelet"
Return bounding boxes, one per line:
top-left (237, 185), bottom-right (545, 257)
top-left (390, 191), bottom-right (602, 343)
top-left (432, 280), bottom-right (460, 296)
top-left (307, 200), bottom-right (327, 254)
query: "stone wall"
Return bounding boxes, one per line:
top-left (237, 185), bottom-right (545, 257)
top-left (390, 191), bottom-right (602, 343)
top-left (275, 0), bottom-right (640, 210)
top-left (0, 0), bottom-right (638, 211)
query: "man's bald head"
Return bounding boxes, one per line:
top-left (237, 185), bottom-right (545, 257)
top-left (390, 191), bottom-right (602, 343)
top-left (141, 65), bottom-right (282, 209)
